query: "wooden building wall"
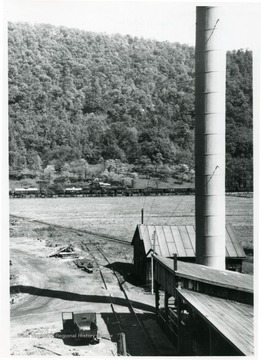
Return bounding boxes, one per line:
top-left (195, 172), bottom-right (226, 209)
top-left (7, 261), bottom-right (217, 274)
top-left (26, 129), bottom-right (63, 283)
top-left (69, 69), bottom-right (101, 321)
top-left (132, 225), bottom-right (244, 285)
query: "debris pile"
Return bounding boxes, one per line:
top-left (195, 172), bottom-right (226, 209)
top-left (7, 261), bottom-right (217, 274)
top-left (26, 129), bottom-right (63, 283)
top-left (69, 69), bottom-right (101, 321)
top-left (10, 219), bottom-right (20, 226)
top-left (74, 259), bottom-right (94, 273)
top-left (48, 244), bottom-right (79, 259)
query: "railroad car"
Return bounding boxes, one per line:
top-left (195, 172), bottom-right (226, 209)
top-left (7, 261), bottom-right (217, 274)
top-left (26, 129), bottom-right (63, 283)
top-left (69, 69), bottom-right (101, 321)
top-left (82, 187), bottom-right (92, 196)
top-left (9, 184), bottom-right (252, 198)
top-left (65, 187), bottom-right (83, 196)
top-left (12, 187), bottom-right (40, 197)
top-left (130, 188), bottom-right (143, 196)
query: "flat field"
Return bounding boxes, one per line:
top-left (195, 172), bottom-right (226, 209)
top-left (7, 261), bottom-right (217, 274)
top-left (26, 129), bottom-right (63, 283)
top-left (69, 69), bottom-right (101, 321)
top-left (10, 195), bottom-right (253, 249)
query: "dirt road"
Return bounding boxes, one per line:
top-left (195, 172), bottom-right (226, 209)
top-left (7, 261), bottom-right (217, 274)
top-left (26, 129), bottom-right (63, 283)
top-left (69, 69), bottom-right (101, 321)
top-left (10, 218), bottom-right (127, 356)
top-left (10, 217), bottom-right (177, 356)
top-left (10, 220), bottom-right (120, 356)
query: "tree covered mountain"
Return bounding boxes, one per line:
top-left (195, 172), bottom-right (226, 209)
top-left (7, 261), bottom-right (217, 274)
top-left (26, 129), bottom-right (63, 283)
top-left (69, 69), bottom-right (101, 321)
top-left (8, 22), bottom-right (253, 189)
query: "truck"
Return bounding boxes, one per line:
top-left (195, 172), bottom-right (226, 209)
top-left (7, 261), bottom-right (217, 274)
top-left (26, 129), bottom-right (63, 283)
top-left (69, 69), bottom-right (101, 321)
top-left (62, 312), bottom-right (99, 344)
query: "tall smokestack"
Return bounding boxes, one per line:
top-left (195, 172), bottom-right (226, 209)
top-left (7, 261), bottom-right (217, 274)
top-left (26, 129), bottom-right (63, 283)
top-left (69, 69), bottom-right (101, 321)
top-left (195, 6), bottom-right (226, 269)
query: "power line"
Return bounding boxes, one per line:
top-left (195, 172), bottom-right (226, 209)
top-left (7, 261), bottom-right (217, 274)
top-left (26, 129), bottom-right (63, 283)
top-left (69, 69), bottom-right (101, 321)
top-left (164, 196), bottom-right (185, 225)
top-left (146, 188), bottom-right (158, 224)
top-left (164, 181), bottom-right (195, 225)
top-left (205, 19), bottom-right (220, 45)
top-left (206, 165), bottom-right (220, 185)
top-left (142, 176), bottom-right (151, 222)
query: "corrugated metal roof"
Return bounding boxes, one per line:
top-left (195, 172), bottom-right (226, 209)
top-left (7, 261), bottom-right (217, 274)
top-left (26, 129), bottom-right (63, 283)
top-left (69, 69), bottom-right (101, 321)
top-left (136, 224), bottom-right (245, 258)
top-left (176, 288), bottom-right (254, 356)
top-left (154, 255), bottom-right (253, 293)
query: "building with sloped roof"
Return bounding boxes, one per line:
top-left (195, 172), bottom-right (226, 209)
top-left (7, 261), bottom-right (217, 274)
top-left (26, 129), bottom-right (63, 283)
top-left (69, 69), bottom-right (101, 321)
top-left (131, 224), bottom-right (246, 285)
top-left (153, 255), bottom-right (253, 356)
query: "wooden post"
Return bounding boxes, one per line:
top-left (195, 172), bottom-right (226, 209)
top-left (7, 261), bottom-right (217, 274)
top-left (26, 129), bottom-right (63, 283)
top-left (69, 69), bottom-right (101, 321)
top-left (141, 208), bottom-right (144, 224)
top-left (151, 231), bottom-right (156, 294)
top-left (177, 294), bottom-right (182, 355)
top-left (164, 291), bottom-right (170, 321)
top-left (117, 332), bottom-right (127, 356)
top-left (173, 253), bottom-right (177, 271)
top-left (151, 253), bottom-right (154, 294)
top-left (209, 326), bottom-right (212, 356)
top-left (188, 309), bottom-right (193, 355)
top-left (155, 280), bottom-right (160, 313)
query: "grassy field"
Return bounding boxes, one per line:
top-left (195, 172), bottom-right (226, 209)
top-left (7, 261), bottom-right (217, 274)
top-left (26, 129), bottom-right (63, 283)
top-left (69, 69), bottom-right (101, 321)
top-left (9, 195), bottom-right (253, 249)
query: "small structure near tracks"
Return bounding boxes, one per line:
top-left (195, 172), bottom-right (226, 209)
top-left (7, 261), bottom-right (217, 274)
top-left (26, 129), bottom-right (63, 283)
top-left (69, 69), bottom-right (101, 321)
top-left (131, 224), bottom-right (246, 286)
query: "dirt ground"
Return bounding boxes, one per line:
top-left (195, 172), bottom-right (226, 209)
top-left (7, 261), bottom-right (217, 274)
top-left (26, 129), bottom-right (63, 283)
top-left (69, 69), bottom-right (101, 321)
top-left (10, 216), bottom-right (174, 356)
top-left (9, 195), bottom-right (253, 356)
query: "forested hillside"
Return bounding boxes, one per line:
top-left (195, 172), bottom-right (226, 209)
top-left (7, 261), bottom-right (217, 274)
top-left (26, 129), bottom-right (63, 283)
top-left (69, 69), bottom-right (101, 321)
top-left (8, 22), bottom-right (253, 189)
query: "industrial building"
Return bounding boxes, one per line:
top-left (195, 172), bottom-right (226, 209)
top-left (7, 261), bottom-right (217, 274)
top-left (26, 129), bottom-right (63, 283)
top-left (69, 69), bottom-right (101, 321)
top-left (153, 255), bottom-right (253, 356)
top-left (131, 224), bottom-right (246, 285)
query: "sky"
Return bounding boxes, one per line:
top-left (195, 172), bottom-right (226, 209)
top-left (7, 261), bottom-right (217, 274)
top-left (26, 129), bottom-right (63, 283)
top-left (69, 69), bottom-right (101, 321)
top-left (3, 0), bottom-right (261, 50)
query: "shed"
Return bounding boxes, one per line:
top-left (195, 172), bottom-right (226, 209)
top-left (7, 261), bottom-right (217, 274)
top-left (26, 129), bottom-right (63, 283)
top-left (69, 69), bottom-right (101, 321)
top-left (131, 224), bottom-right (246, 285)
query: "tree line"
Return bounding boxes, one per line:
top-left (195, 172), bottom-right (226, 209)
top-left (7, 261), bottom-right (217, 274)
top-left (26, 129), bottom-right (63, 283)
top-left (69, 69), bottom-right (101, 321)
top-left (8, 22), bottom-right (253, 189)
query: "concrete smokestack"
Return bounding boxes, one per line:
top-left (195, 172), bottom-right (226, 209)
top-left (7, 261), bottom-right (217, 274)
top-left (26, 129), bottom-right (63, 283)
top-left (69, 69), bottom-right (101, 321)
top-left (195, 6), bottom-right (226, 269)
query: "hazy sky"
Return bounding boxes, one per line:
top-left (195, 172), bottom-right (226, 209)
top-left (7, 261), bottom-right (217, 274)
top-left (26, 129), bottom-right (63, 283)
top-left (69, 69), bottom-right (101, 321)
top-left (4, 0), bottom-right (261, 50)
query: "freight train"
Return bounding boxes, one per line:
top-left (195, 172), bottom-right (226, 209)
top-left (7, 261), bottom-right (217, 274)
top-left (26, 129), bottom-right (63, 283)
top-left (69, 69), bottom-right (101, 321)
top-left (9, 185), bottom-right (195, 198)
top-left (9, 184), bottom-right (252, 198)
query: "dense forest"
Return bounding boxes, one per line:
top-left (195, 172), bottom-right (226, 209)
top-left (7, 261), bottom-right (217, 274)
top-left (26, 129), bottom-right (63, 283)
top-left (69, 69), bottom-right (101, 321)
top-left (8, 22), bottom-right (253, 189)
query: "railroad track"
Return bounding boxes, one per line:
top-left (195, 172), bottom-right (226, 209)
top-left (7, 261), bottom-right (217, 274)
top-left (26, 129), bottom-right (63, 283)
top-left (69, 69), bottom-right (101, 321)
top-left (9, 190), bottom-right (253, 199)
top-left (81, 241), bottom-right (159, 356)
top-left (10, 215), bottom-right (131, 246)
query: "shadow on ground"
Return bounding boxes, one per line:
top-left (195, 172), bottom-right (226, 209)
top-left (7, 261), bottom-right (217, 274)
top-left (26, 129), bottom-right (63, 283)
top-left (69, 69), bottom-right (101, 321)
top-left (105, 262), bottom-right (141, 286)
top-left (101, 312), bottom-right (177, 356)
top-left (10, 285), bottom-right (155, 313)
top-left (52, 312), bottom-right (173, 356)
